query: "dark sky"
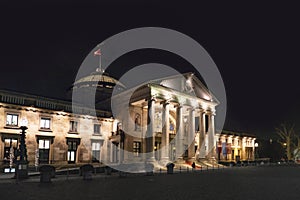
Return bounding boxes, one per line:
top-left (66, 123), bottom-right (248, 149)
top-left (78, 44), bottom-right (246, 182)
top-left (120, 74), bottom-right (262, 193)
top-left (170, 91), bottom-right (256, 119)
top-left (0, 1), bottom-right (299, 138)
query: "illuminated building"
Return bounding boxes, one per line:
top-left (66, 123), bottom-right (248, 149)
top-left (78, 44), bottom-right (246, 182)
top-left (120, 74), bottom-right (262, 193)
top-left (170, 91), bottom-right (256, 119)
top-left (0, 70), bottom-right (256, 170)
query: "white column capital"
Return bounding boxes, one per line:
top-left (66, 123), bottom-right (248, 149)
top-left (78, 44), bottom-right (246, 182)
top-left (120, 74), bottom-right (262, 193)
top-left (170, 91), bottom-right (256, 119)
top-left (187, 106), bottom-right (196, 112)
top-left (174, 103), bottom-right (183, 109)
top-left (206, 109), bottom-right (216, 116)
top-left (198, 108), bottom-right (206, 113)
top-left (160, 99), bottom-right (171, 105)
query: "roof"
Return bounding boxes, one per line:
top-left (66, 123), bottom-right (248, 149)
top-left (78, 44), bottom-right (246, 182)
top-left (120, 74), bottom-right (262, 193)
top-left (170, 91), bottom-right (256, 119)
top-left (0, 89), bottom-right (112, 117)
top-left (73, 72), bottom-right (125, 88)
top-left (218, 130), bottom-right (256, 138)
top-left (149, 72), bottom-right (219, 104)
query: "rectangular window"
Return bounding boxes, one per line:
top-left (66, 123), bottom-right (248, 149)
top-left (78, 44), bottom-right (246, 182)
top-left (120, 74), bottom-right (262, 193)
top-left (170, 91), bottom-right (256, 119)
top-left (40, 118), bottom-right (51, 129)
top-left (3, 138), bottom-right (18, 162)
top-left (67, 141), bottom-right (78, 163)
top-left (68, 151), bottom-right (75, 162)
top-left (92, 142), bottom-right (101, 162)
top-left (133, 141), bottom-right (141, 157)
top-left (6, 114), bottom-right (18, 126)
top-left (39, 140), bottom-right (50, 149)
top-left (94, 124), bottom-right (101, 134)
top-left (69, 121), bottom-right (78, 132)
top-left (38, 139), bottom-right (50, 164)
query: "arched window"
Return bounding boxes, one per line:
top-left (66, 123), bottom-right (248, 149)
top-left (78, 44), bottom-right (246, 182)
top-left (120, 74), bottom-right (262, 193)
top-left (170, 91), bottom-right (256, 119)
top-left (134, 113), bottom-right (141, 131)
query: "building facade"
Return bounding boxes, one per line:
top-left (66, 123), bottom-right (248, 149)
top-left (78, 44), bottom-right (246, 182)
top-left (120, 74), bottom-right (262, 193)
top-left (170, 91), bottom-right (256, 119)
top-left (0, 72), bottom-right (256, 170)
top-left (216, 131), bottom-right (256, 162)
top-left (0, 90), bottom-right (113, 168)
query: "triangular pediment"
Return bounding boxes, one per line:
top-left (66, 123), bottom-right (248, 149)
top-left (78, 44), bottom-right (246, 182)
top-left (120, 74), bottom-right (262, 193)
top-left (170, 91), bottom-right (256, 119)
top-left (150, 72), bottom-right (219, 103)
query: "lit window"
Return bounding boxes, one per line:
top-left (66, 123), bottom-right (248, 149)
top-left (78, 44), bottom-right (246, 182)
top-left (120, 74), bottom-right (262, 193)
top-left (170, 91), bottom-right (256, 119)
top-left (92, 141), bottom-right (102, 162)
top-left (6, 114), bottom-right (18, 126)
top-left (3, 138), bottom-right (18, 162)
top-left (69, 121), bottom-right (78, 132)
top-left (169, 122), bottom-right (174, 131)
top-left (39, 139), bottom-right (50, 149)
top-left (133, 141), bottom-right (141, 157)
top-left (38, 139), bottom-right (50, 164)
top-left (94, 124), bottom-right (101, 134)
top-left (67, 140), bottom-right (78, 163)
top-left (40, 118), bottom-right (51, 129)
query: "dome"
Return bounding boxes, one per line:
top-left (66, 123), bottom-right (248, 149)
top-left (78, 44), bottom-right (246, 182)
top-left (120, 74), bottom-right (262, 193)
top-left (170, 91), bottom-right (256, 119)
top-left (69, 70), bottom-right (125, 111)
top-left (72, 71), bottom-right (125, 89)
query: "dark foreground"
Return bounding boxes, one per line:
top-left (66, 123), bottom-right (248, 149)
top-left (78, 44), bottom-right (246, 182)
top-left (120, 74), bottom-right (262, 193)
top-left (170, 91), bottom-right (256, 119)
top-left (1, 165), bottom-right (300, 200)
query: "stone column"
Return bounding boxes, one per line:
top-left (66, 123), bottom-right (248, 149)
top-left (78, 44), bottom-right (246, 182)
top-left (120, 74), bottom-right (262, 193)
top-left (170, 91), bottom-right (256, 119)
top-left (175, 105), bottom-right (184, 161)
top-left (207, 110), bottom-right (216, 160)
top-left (242, 137), bottom-right (246, 160)
top-left (252, 139), bottom-right (256, 160)
top-left (122, 109), bottom-right (132, 163)
top-left (198, 109), bottom-right (206, 159)
top-left (146, 98), bottom-right (156, 163)
top-left (118, 142), bottom-right (123, 165)
top-left (188, 108), bottom-right (195, 160)
top-left (110, 143), bottom-right (113, 163)
top-left (142, 107), bottom-right (148, 161)
top-left (161, 102), bottom-right (170, 164)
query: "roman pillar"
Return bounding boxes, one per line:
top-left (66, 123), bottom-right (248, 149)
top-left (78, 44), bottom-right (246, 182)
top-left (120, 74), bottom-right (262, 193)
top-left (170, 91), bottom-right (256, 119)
top-left (175, 105), bottom-right (184, 161)
top-left (188, 107), bottom-right (196, 160)
top-left (146, 97), bottom-right (156, 163)
top-left (198, 109), bottom-right (206, 159)
top-left (242, 137), bottom-right (246, 160)
top-left (207, 110), bottom-right (216, 160)
top-left (252, 139), bottom-right (256, 160)
top-left (161, 101), bottom-right (170, 164)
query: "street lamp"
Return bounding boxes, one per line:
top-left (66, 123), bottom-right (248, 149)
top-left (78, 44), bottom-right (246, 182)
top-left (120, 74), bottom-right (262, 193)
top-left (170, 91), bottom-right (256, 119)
top-left (283, 143), bottom-right (287, 147)
top-left (15, 118), bottom-right (29, 179)
top-left (254, 142), bottom-right (259, 159)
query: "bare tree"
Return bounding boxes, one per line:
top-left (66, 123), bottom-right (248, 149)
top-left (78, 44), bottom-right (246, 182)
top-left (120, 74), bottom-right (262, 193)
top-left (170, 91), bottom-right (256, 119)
top-left (294, 135), bottom-right (300, 159)
top-left (275, 123), bottom-right (295, 160)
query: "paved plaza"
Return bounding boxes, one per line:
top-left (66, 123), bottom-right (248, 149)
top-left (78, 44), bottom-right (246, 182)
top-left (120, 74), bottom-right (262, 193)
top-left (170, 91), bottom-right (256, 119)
top-left (1, 165), bottom-right (300, 200)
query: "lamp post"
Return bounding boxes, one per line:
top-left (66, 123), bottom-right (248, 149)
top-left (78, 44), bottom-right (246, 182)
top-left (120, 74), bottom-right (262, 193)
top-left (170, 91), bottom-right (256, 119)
top-left (254, 142), bottom-right (259, 159)
top-left (16, 118), bottom-right (29, 179)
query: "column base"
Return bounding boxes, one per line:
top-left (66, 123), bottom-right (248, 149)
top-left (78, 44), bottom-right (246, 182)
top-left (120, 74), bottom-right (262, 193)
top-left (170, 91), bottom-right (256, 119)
top-left (159, 157), bottom-right (170, 166)
top-left (186, 157), bottom-right (196, 162)
top-left (195, 149), bottom-right (207, 159)
top-left (207, 156), bottom-right (217, 164)
top-left (175, 157), bottom-right (185, 164)
top-left (146, 157), bottom-right (156, 164)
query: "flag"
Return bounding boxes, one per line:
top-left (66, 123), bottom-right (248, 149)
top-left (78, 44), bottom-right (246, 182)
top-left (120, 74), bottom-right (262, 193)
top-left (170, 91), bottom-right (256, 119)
top-left (94, 49), bottom-right (101, 56)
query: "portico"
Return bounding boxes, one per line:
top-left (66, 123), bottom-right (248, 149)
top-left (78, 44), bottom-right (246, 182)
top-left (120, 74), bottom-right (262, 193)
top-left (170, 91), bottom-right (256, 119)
top-left (109, 73), bottom-right (219, 166)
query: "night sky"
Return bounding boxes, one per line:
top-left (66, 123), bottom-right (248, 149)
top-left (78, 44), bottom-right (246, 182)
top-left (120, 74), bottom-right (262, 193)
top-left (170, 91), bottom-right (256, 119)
top-left (0, 1), bottom-right (299, 138)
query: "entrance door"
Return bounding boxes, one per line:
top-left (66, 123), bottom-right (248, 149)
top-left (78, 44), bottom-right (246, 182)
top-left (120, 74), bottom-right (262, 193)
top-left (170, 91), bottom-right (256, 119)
top-left (183, 144), bottom-right (188, 159)
top-left (111, 142), bottom-right (119, 163)
top-left (155, 141), bottom-right (161, 160)
top-left (169, 141), bottom-right (176, 160)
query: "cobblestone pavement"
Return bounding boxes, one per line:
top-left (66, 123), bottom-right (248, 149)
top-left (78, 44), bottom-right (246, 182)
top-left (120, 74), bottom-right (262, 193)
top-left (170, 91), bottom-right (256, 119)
top-left (1, 165), bottom-right (300, 200)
